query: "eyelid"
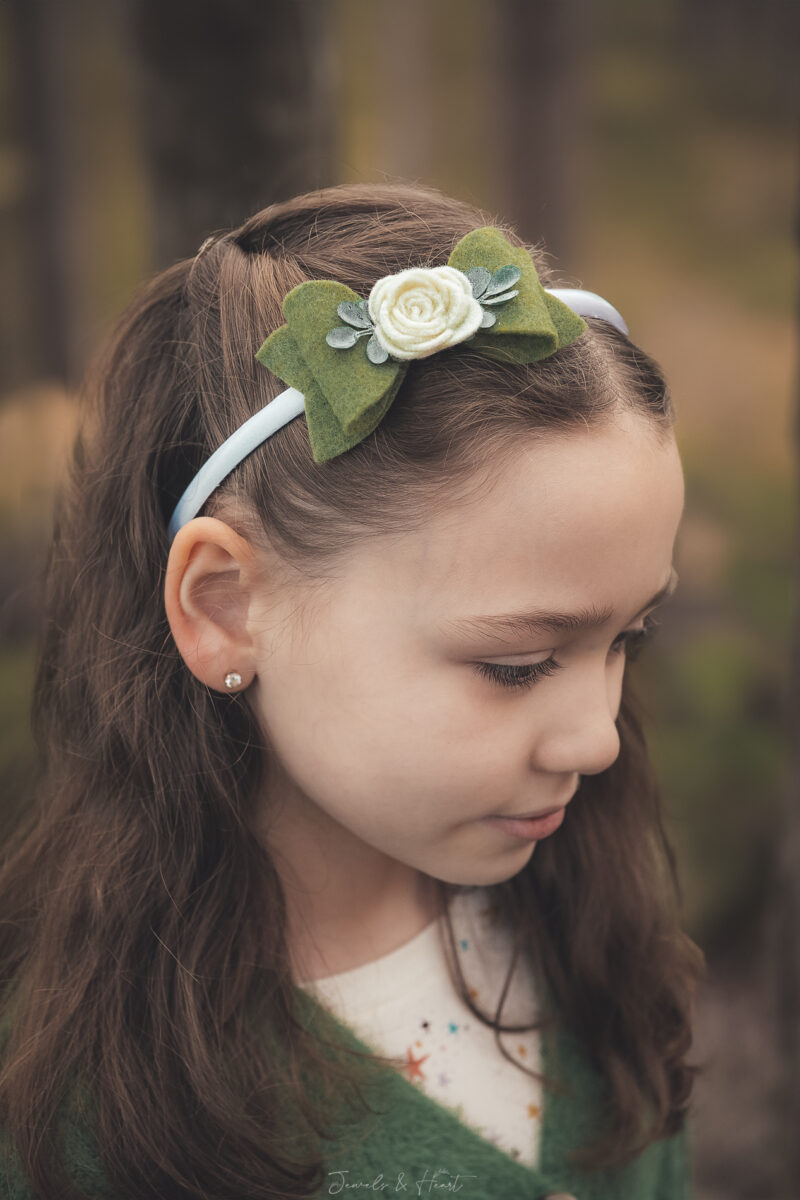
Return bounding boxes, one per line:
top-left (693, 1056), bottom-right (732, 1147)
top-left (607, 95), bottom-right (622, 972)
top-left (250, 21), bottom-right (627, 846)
top-left (480, 612), bottom-right (658, 664)
top-left (474, 612), bottom-right (662, 692)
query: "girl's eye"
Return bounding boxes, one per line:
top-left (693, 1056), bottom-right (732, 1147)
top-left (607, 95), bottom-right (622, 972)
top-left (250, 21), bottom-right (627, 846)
top-left (473, 612), bottom-right (662, 692)
top-left (610, 611), bottom-right (661, 663)
top-left (473, 656), bottom-right (563, 691)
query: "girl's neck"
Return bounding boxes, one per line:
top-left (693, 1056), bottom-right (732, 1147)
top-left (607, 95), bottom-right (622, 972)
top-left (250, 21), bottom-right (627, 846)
top-left (289, 869), bottom-right (443, 984)
top-left (256, 765), bottom-right (447, 984)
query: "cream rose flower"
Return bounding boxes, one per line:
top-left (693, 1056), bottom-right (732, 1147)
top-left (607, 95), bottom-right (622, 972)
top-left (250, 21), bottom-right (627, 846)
top-left (367, 266), bottom-right (484, 361)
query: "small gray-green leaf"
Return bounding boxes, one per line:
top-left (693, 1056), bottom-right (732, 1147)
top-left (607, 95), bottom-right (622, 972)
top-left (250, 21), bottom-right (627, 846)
top-left (465, 267), bottom-right (491, 299)
top-left (480, 308), bottom-right (497, 328)
top-left (327, 326), bottom-right (359, 349)
top-left (366, 333), bottom-right (390, 364)
top-left (481, 288), bottom-right (520, 306)
top-left (337, 299), bottom-right (373, 329)
top-left (484, 265), bottom-right (521, 297)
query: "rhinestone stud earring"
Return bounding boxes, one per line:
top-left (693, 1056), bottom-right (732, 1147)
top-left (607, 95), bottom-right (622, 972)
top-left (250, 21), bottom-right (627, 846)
top-left (224, 671), bottom-right (243, 690)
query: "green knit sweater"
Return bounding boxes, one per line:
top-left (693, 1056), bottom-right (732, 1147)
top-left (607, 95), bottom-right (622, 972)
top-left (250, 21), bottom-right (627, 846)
top-left (0, 988), bottom-right (693, 1199)
top-left (307, 990), bottom-right (693, 1200)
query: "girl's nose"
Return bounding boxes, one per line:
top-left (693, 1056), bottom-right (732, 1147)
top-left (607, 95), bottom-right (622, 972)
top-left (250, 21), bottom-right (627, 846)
top-left (529, 670), bottom-right (623, 778)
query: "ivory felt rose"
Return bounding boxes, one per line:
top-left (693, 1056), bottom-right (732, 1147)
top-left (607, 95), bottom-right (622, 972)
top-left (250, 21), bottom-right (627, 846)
top-left (366, 265), bottom-right (485, 361)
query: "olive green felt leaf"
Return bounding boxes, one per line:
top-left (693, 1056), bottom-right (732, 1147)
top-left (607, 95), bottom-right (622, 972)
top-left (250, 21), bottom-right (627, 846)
top-left (542, 291), bottom-right (588, 346)
top-left (283, 280), bottom-right (407, 437)
top-left (255, 283), bottom-right (407, 462)
top-left (447, 226), bottom-right (586, 363)
top-left (255, 324), bottom-right (396, 463)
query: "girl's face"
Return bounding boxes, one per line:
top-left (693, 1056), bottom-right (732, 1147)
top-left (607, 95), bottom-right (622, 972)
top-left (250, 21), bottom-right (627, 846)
top-left (248, 410), bottom-right (685, 900)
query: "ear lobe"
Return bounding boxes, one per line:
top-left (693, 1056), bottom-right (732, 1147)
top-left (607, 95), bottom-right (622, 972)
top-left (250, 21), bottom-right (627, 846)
top-left (164, 518), bottom-right (258, 691)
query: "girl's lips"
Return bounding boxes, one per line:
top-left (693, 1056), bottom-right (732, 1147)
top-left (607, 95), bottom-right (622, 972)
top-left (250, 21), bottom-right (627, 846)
top-left (500, 804), bottom-right (562, 819)
top-left (497, 780), bottom-right (579, 821)
top-left (482, 807), bottom-right (566, 840)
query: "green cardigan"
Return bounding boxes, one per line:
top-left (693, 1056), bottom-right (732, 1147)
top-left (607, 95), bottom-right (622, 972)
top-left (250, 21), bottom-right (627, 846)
top-left (0, 989), bottom-right (693, 1199)
top-left (307, 990), bottom-right (693, 1200)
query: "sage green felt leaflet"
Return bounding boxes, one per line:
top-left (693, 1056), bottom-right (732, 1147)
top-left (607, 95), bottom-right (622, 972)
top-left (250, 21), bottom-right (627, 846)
top-left (254, 225), bottom-right (587, 463)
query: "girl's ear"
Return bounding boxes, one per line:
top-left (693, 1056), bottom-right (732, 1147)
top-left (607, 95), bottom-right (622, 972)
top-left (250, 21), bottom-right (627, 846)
top-left (164, 517), bottom-right (259, 692)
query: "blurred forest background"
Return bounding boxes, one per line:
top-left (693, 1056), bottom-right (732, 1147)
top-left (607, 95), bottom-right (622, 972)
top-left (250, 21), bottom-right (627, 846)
top-left (0, 1), bottom-right (796, 1197)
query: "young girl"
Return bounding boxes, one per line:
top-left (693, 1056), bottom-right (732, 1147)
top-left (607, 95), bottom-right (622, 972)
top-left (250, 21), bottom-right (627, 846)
top-left (0, 181), bottom-right (705, 1199)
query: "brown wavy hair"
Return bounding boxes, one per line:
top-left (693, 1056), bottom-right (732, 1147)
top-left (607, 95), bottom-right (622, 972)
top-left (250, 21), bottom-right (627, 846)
top-left (0, 181), bottom-right (705, 1199)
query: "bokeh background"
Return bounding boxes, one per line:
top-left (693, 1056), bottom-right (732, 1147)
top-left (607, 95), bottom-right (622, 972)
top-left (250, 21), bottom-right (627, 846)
top-left (0, 2), bottom-right (797, 1197)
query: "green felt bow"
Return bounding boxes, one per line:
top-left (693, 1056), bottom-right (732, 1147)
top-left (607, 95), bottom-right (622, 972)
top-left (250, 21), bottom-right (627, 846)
top-left (254, 225), bottom-right (586, 463)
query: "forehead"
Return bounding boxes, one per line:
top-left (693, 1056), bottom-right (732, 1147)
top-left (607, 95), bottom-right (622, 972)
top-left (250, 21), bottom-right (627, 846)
top-left (369, 417), bottom-right (685, 626)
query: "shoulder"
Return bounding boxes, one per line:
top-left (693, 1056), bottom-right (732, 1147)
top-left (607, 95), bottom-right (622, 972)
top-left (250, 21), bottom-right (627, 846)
top-left (0, 1114), bottom-right (115, 1200)
top-left (655, 1118), bottom-right (694, 1200)
top-left (0, 1130), bottom-right (33, 1200)
top-left (624, 1118), bottom-right (694, 1200)
top-left (0, 1004), bottom-right (115, 1198)
top-left (0, 1073), bottom-right (113, 1200)
top-left (538, 1011), bottom-right (695, 1200)
top-left (552, 1118), bottom-right (694, 1200)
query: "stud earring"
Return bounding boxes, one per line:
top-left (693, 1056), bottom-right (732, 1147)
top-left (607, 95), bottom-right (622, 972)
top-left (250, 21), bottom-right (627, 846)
top-left (224, 671), bottom-right (243, 691)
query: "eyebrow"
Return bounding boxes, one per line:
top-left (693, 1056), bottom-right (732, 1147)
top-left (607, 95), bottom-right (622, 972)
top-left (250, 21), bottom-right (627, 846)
top-left (441, 566), bottom-right (679, 641)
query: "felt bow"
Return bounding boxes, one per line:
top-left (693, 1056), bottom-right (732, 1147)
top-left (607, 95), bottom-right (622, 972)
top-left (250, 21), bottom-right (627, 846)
top-left (254, 226), bottom-right (586, 463)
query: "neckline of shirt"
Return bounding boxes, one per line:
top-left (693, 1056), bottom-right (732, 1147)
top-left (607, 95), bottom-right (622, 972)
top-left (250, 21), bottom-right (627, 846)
top-left (296, 885), bottom-right (484, 991)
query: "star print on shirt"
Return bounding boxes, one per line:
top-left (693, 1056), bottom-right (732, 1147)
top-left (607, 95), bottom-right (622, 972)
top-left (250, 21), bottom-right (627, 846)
top-left (401, 1047), bottom-right (430, 1082)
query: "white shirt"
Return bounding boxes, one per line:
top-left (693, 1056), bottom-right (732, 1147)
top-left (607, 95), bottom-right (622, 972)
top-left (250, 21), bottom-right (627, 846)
top-left (297, 884), bottom-right (544, 1169)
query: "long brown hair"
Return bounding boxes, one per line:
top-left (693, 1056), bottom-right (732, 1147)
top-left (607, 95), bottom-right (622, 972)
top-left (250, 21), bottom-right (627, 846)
top-left (0, 181), bottom-right (705, 1198)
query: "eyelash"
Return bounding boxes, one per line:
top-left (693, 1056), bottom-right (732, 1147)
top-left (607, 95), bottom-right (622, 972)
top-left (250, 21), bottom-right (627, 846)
top-left (473, 612), bottom-right (662, 692)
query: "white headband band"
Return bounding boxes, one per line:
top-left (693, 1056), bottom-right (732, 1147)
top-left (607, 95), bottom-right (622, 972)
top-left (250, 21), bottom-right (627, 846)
top-left (167, 288), bottom-right (628, 543)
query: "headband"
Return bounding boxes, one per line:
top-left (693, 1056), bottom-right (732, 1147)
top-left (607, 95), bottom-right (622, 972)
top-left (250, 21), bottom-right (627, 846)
top-left (167, 226), bottom-right (628, 543)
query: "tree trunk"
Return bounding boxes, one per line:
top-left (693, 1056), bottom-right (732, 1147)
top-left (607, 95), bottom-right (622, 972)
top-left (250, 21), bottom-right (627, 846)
top-left (489, 0), bottom-right (583, 267)
top-left (131, 0), bottom-right (337, 265)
